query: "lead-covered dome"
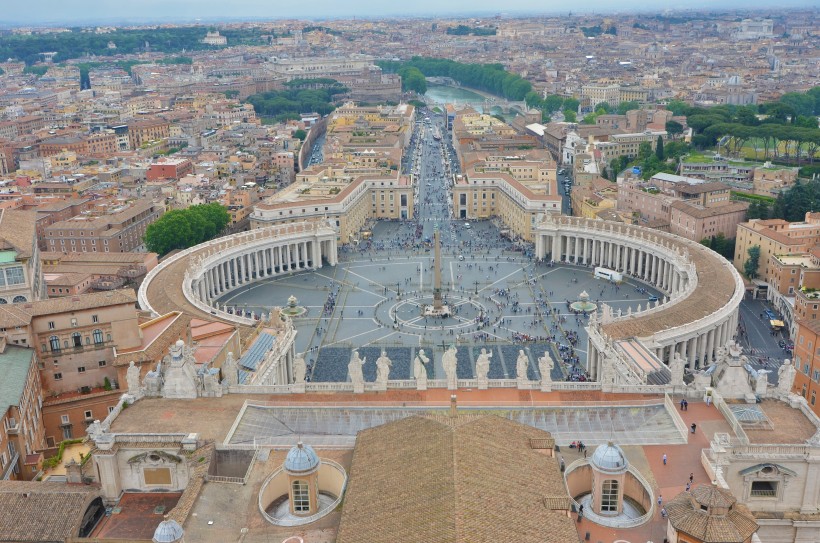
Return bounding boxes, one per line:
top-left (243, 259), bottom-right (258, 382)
top-left (152, 519), bottom-right (184, 543)
top-left (284, 441), bottom-right (320, 474)
top-left (590, 441), bottom-right (628, 473)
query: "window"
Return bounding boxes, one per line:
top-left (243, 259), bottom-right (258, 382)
top-left (98, 360), bottom-right (106, 367)
top-left (84, 410), bottom-right (93, 419)
top-left (72, 332), bottom-right (82, 348)
top-left (92, 315), bottom-right (99, 324)
top-left (601, 479), bottom-right (619, 513)
top-left (48, 321), bottom-right (55, 330)
top-left (93, 329), bottom-right (103, 345)
top-left (4, 266), bottom-right (25, 285)
top-left (49, 336), bottom-right (60, 352)
top-left (61, 415), bottom-right (70, 424)
top-left (71, 318), bottom-right (78, 327)
top-left (108, 406), bottom-right (115, 414)
top-left (54, 373), bottom-right (62, 380)
top-left (751, 480), bottom-right (778, 497)
top-left (77, 366), bottom-right (85, 373)
top-left (292, 480), bottom-right (310, 512)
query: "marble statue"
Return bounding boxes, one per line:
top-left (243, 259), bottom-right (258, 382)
top-left (475, 348), bottom-right (491, 389)
top-left (516, 350), bottom-right (529, 381)
top-left (349, 350), bottom-right (365, 386)
top-left (222, 352), bottom-right (239, 387)
top-left (538, 351), bottom-right (554, 392)
top-left (443, 345), bottom-right (458, 389)
top-left (755, 369), bottom-right (770, 396)
top-left (777, 359), bottom-right (796, 395)
top-left (670, 352), bottom-right (685, 387)
top-left (143, 362), bottom-right (162, 397)
top-left (86, 419), bottom-right (103, 439)
top-left (201, 365), bottom-right (222, 398)
top-left (126, 360), bottom-right (141, 397)
top-left (162, 340), bottom-right (198, 399)
top-left (376, 350), bottom-right (392, 389)
top-left (414, 349), bottom-right (429, 389)
top-left (293, 353), bottom-right (307, 384)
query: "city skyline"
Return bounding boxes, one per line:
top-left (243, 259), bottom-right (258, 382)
top-left (3, 0), bottom-right (817, 25)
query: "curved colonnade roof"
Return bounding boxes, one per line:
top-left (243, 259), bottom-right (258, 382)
top-left (143, 245), bottom-right (256, 341)
top-left (602, 240), bottom-right (738, 340)
top-left (144, 218), bottom-right (740, 348)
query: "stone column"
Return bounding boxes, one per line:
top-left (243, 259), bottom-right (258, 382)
top-left (280, 246), bottom-right (287, 271)
top-left (706, 328), bottom-right (717, 364)
top-left (551, 235), bottom-right (560, 261)
top-left (574, 236), bottom-right (581, 263)
top-left (253, 251), bottom-right (260, 279)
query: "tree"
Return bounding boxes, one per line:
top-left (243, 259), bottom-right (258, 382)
top-left (595, 102), bottom-right (613, 114)
top-left (581, 113), bottom-right (598, 125)
top-left (666, 100), bottom-right (690, 116)
top-left (655, 136), bottom-right (665, 160)
top-left (293, 129), bottom-right (307, 141)
top-left (616, 101), bottom-right (641, 115)
top-left (144, 204), bottom-right (229, 256)
top-left (744, 245), bottom-right (761, 279)
top-left (542, 94), bottom-right (564, 113)
top-left (563, 109), bottom-right (577, 122)
top-left (562, 97), bottom-right (580, 113)
top-left (665, 120), bottom-right (684, 139)
top-left (638, 141), bottom-right (653, 161)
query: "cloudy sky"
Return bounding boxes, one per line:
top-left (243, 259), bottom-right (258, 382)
top-left (3, 0), bottom-right (813, 25)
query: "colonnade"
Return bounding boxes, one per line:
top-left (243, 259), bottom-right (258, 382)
top-left (534, 217), bottom-right (743, 380)
top-left (536, 232), bottom-right (688, 296)
top-left (196, 238), bottom-right (336, 305)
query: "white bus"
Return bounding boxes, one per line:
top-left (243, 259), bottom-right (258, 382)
top-left (594, 267), bottom-right (623, 283)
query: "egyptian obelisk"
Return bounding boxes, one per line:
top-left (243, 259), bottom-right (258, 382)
top-left (433, 224), bottom-right (443, 310)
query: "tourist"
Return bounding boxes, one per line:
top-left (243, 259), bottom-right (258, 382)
top-left (689, 472), bottom-right (694, 484)
top-left (691, 423), bottom-right (697, 434)
top-left (663, 453), bottom-right (667, 465)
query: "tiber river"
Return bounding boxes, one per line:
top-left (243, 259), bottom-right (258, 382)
top-left (424, 84), bottom-right (517, 120)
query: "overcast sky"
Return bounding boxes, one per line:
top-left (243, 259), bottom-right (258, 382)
top-left (4, 0), bottom-right (814, 25)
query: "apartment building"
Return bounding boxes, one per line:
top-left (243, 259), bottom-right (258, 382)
top-left (752, 164), bottom-right (799, 197)
top-left (617, 175), bottom-right (742, 234)
top-left (452, 152), bottom-right (561, 241)
top-left (0, 289), bottom-right (141, 443)
top-left (146, 157), bottom-right (194, 181)
top-left (680, 156), bottom-right (755, 187)
top-left (127, 119), bottom-right (171, 150)
top-left (734, 213), bottom-right (820, 279)
top-left (252, 168), bottom-right (413, 243)
top-left (669, 200), bottom-right (749, 242)
top-left (792, 318), bottom-right (820, 415)
top-left (581, 83), bottom-right (621, 106)
top-left (43, 199), bottom-right (164, 253)
top-left (594, 131), bottom-right (667, 163)
top-left (0, 341), bottom-right (45, 481)
top-left (0, 209), bottom-right (45, 305)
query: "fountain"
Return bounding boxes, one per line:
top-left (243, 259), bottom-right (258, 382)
top-left (281, 295), bottom-right (307, 317)
top-left (570, 291), bottom-right (597, 313)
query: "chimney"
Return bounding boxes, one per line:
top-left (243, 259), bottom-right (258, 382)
top-left (450, 394), bottom-right (457, 417)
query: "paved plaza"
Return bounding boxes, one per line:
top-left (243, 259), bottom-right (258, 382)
top-left (217, 115), bottom-right (664, 382)
top-left (217, 234), bottom-right (664, 382)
